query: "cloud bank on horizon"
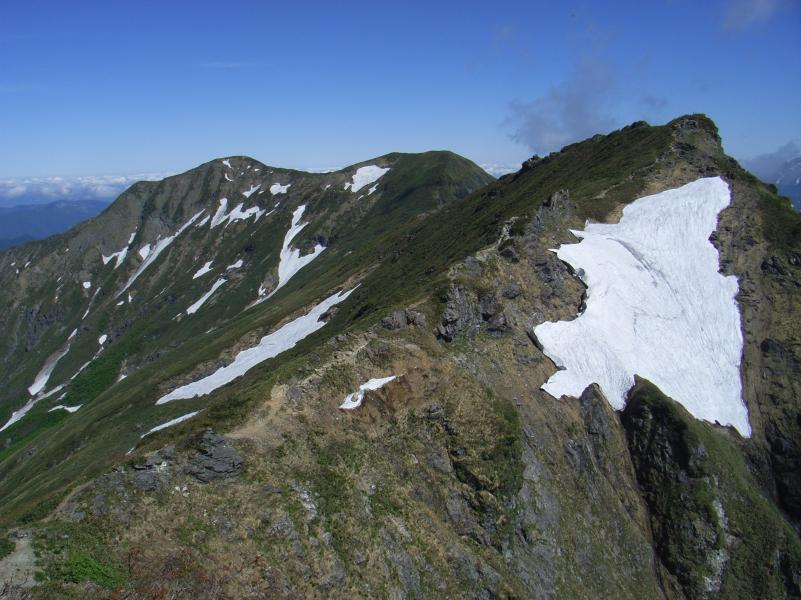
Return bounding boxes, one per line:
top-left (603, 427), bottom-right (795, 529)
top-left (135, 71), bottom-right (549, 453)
top-left (0, 173), bottom-right (172, 207)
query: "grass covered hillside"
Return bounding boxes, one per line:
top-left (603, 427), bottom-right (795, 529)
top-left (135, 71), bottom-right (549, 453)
top-left (0, 116), bottom-right (799, 599)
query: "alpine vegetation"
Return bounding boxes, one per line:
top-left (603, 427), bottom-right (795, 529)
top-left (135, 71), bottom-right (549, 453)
top-left (1, 118), bottom-right (799, 599)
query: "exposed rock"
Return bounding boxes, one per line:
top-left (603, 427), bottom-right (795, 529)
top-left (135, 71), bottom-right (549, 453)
top-left (486, 312), bottom-right (510, 335)
top-left (380, 527), bottom-right (422, 598)
top-left (498, 242), bottom-right (520, 263)
top-left (132, 470), bottom-right (164, 492)
top-left (380, 309), bottom-right (427, 330)
top-left (521, 155), bottom-right (543, 173)
top-left (186, 430), bottom-right (242, 483)
top-left (436, 284), bottom-right (481, 342)
top-left (501, 283), bottom-right (522, 299)
top-left (437, 286), bottom-right (511, 341)
top-left (622, 379), bottom-right (801, 599)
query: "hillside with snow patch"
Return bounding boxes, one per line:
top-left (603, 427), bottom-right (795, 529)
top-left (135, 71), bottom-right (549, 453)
top-left (535, 177), bottom-right (750, 436)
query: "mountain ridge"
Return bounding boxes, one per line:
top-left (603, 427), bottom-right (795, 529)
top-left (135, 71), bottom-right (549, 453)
top-left (1, 116), bottom-right (800, 599)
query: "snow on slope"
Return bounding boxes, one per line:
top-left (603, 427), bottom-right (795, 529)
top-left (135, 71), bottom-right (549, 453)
top-left (193, 261), bottom-right (213, 279)
top-left (209, 198), bottom-right (267, 228)
top-left (157, 287), bottom-right (355, 404)
top-left (1, 379), bottom-right (70, 431)
top-left (270, 205), bottom-right (325, 296)
top-left (533, 177), bottom-right (749, 436)
top-left (121, 210), bottom-right (205, 293)
top-left (344, 165), bottom-right (390, 192)
top-left (48, 404), bottom-right (82, 413)
top-left (141, 410), bottom-right (201, 438)
top-left (243, 184), bottom-right (261, 198)
top-left (27, 342), bottom-right (72, 396)
top-left (0, 398), bottom-right (38, 432)
top-left (102, 232), bottom-right (136, 269)
top-left (340, 376), bottom-right (397, 410)
top-left (270, 183), bottom-right (290, 195)
top-left (186, 278), bottom-right (226, 315)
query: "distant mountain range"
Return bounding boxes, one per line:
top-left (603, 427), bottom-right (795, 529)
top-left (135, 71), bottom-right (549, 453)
top-left (0, 199), bottom-right (110, 249)
top-left (775, 157), bottom-right (801, 210)
top-left (744, 153), bottom-right (801, 211)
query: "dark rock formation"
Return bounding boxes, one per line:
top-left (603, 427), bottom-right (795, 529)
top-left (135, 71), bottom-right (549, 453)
top-left (380, 309), bottom-right (427, 331)
top-left (186, 430), bottom-right (242, 483)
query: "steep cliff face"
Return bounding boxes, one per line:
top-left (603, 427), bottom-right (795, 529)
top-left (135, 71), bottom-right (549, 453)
top-left (0, 116), bottom-right (799, 599)
top-left (622, 380), bottom-right (801, 599)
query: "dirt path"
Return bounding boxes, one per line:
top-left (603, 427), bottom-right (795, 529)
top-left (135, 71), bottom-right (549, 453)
top-left (0, 531), bottom-right (39, 588)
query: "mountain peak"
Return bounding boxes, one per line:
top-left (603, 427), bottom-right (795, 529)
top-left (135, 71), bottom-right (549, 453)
top-left (1, 120), bottom-right (800, 598)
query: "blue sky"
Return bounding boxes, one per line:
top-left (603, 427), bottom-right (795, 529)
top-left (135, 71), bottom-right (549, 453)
top-left (1, 0), bottom-right (800, 191)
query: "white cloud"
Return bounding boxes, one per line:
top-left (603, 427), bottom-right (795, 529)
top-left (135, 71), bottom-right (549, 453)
top-left (506, 56), bottom-right (618, 155)
top-left (480, 163), bottom-right (520, 177)
top-left (0, 172), bottom-right (172, 204)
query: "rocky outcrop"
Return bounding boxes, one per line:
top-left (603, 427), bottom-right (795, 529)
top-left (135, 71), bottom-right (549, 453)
top-left (380, 309), bottom-right (427, 331)
top-left (436, 284), bottom-right (509, 341)
top-left (186, 430), bottom-right (242, 482)
top-left (622, 379), bottom-right (801, 600)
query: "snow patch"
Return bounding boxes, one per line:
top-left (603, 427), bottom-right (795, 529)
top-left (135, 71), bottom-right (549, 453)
top-left (340, 376), bottom-right (397, 410)
top-left (222, 159), bottom-right (232, 169)
top-left (270, 182), bottom-right (290, 195)
top-left (27, 343), bottom-right (71, 396)
top-left (141, 410), bottom-right (201, 438)
top-left (209, 198), bottom-right (266, 228)
top-left (186, 278), bottom-right (226, 315)
top-left (270, 205), bottom-right (325, 296)
top-left (98, 334), bottom-right (108, 345)
top-left (0, 399), bottom-right (37, 432)
top-left (226, 259), bottom-right (243, 270)
top-left (157, 287), bottom-right (355, 404)
top-left (534, 177), bottom-right (750, 436)
top-left (82, 281), bottom-right (91, 289)
top-left (49, 404), bottom-right (82, 414)
top-left (344, 165), bottom-right (390, 193)
top-left (243, 184), bottom-right (261, 198)
top-left (193, 261), bottom-right (214, 279)
top-left (101, 232), bottom-right (136, 269)
top-left (121, 210), bottom-right (205, 293)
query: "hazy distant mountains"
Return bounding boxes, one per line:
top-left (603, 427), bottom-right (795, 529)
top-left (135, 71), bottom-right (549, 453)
top-left (774, 157), bottom-right (801, 210)
top-left (0, 199), bottom-right (110, 249)
top-left (744, 153), bottom-right (801, 211)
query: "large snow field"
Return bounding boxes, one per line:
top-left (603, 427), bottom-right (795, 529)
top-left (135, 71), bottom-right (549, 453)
top-left (534, 177), bottom-right (750, 436)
